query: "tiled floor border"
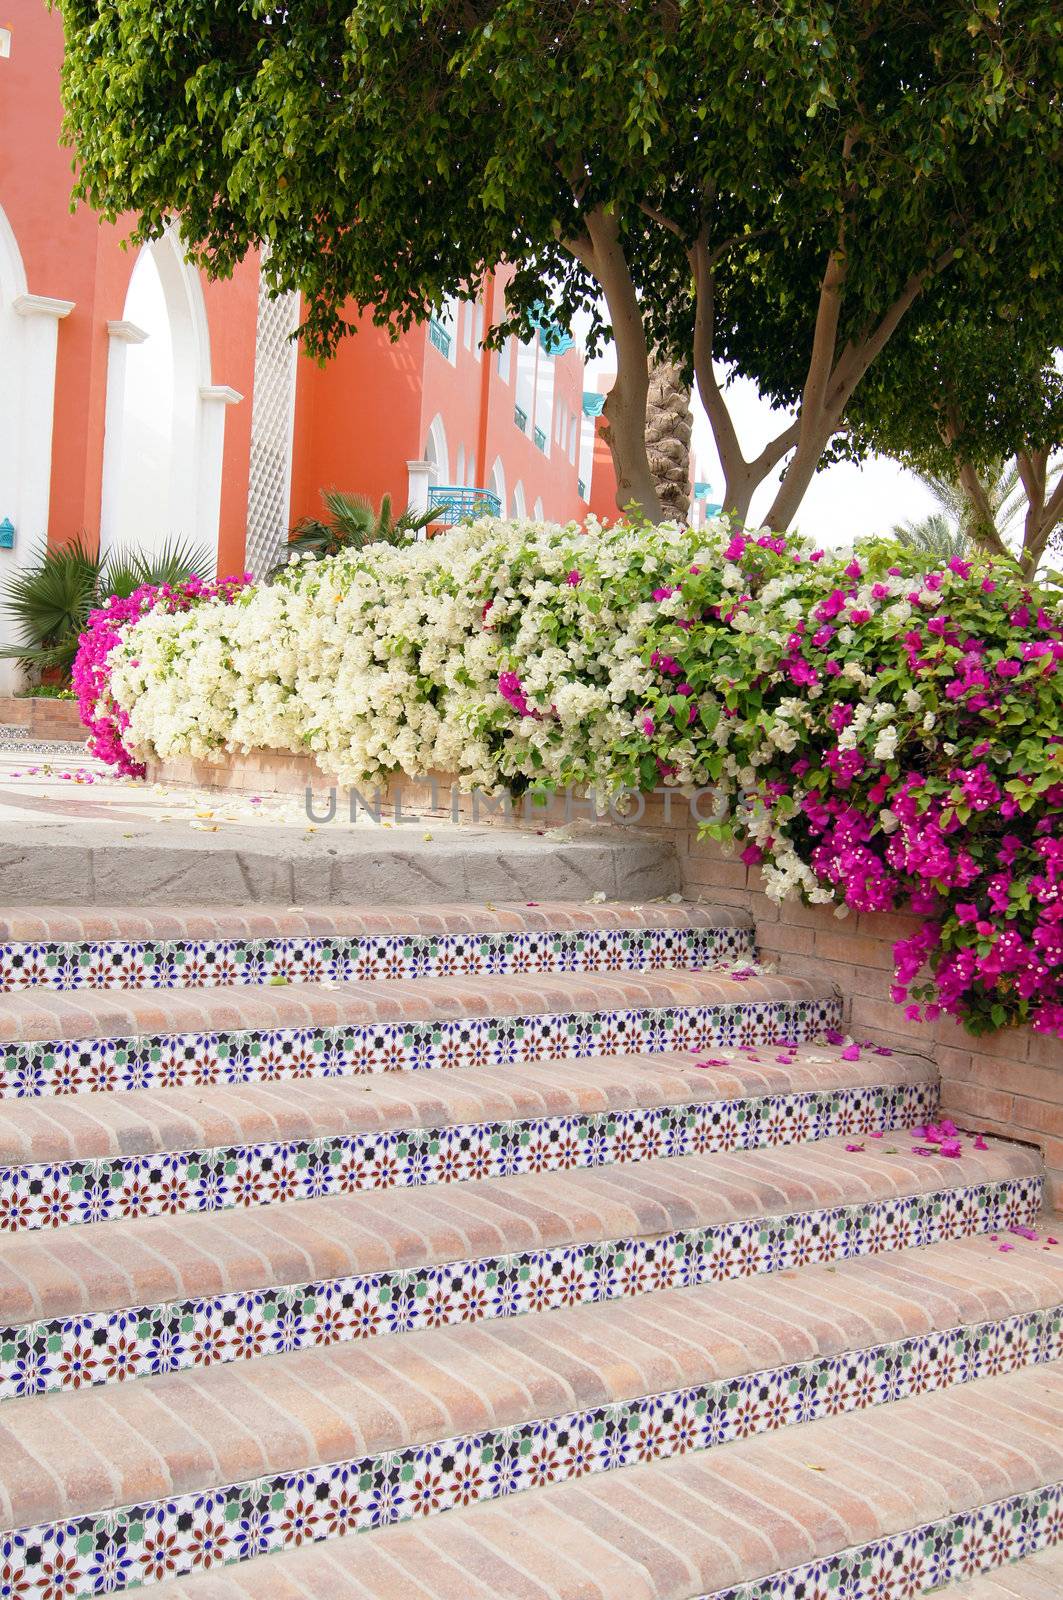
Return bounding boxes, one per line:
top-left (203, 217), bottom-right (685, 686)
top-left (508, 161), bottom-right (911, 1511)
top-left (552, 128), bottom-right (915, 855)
top-left (0, 924), bottom-right (754, 993)
top-left (2, 1173), bottom-right (1041, 1400)
top-left (703, 1483), bottom-right (1063, 1600)
top-left (4, 1304), bottom-right (1060, 1599)
top-left (0, 1079), bottom-right (936, 1233)
top-left (0, 996), bottom-right (843, 1100)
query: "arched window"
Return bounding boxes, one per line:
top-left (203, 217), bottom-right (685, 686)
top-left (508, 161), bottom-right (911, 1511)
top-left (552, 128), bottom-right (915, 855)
top-left (455, 444), bottom-right (466, 489)
top-left (533, 497), bottom-right (544, 522)
top-left (513, 480), bottom-right (527, 520)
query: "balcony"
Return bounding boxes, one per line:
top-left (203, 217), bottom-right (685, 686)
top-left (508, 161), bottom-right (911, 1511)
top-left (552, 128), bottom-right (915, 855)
top-left (533, 426), bottom-right (547, 452)
top-left (428, 318), bottom-right (452, 358)
top-left (514, 404), bottom-right (528, 433)
top-left (427, 486), bottom-right (503, 527)
top-left (577, 477), bottom-right (587, 500)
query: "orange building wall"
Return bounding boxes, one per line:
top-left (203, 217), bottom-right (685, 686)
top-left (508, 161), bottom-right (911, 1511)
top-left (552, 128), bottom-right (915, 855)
top-left (2, 0), bottom-right (258, 560)
top-left (289, 312), bottom-right (427, 522)
top-left (4, 0), bottom-right (606, 573)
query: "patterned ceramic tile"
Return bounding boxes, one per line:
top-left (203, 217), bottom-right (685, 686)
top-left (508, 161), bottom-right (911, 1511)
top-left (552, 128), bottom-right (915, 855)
top-left (3, 1303), bottom-right (1060, 1598)
top-left (0, 996), bottom-right (842, 1100)
top-left (702, 1484), bottom-right (1063, 1599)
top-left (1, 1173), bottom-right (1041, 1400)
top-left (0, 1079), bottom-right (936, 1233)
top-left (0, 924), bottom-right (754, 993)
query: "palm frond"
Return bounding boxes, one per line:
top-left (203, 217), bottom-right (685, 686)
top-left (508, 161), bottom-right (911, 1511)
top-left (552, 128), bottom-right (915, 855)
top-left (103, 536), bottom-right (213, 599)
top-left (890, 513), bottom-right (969, 559)
top-left (0, 538), bottom-right (102, 674)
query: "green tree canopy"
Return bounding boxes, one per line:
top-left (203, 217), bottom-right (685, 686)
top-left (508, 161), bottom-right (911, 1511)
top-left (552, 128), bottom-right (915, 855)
top-left (845, 300), bottom-right (1063, 572)
top-left (60, 0), bottom-right (1063, 524)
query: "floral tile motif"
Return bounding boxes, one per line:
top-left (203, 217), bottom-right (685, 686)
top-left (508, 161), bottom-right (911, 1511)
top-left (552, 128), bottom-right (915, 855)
top-left (1, 1173), bottom-right (1041, 1400)
top-left (0, 996), bottom-right (842, 1100)
top-left (0, 1079), bottom-right (936, 1233)
top-left (0, 923), bottom-right (754, 993)
top-left (3, 1303), bottom-right (1060, 1598)
top-left (703, 1484), bottom-right (1063, 1600)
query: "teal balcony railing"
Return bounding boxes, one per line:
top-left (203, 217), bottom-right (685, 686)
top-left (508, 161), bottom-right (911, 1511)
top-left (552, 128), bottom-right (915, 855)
top-left (427, 486), bottom-right (503, 527)
top-left (577, 478), bottom-right (587, 500)
top-left (514, 404), bottom-right (528, 432)
top-left (428, 318), bottom-right (452, 358)
top-left (533, 426), bottom-right (547, 452)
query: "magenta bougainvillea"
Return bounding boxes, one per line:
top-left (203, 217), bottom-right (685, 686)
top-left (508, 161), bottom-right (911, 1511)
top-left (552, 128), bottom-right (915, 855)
top-left (627, 533), bottom-right (1062, 1038)
top-left (72, 575), bottom-right (251, 777)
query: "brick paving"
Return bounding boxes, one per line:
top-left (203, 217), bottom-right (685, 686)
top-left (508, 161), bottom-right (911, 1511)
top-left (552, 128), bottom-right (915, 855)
top-left (119, 1364), bottom-right (1063, 1600)
top-left (0, 895), bottom-right (1059, 1599)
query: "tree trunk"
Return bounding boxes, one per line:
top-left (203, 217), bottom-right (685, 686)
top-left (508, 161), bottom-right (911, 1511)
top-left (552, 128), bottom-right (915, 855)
top-left (601, 383), bottom-right (663, 522)
top-left (644, 356), bottom-right (693, 520)
top-left (563, 208), bottom-right (662, 522)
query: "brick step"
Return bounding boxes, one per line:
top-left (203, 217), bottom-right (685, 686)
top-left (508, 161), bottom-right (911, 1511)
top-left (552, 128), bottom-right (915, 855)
top-left (0, 968), bottom-right (840, 1099)
top-left (0, 1043), bottom-right (935, 1232)
top-left (941, 1546), bottom-right (1063, 1597)
top-left (10, 1350), bottom-right (1063, 1600)
top-left (1, 1134), bottom-right (1042, 1398)
top-left (0, 901), bottom-right (754, 993)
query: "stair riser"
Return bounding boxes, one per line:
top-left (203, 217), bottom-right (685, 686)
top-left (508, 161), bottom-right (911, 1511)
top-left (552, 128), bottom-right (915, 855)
top-left (6, 1309), bottom-right (1061, 1600)
top-left (0, 1079), bottom-right (937, 1232)
top-left (3, 1173), bottom-right (1040, 1400)
top-left (0, 995), bottom-right (842, 1099)
top-left (0, 924), bottom-right (755, 993)
top-left (702, 1484), bottom-right (1063, 1600)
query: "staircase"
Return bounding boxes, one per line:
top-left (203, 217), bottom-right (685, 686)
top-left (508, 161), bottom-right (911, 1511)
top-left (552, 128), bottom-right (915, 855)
top-left (0, 894), bottom-right (1059, 1600)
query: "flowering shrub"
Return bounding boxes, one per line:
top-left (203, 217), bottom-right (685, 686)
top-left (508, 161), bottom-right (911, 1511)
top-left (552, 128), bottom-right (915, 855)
top-left (628, 532), bottom-right (1063, 1039)
top-left (88, 518), bottom-right (1062, 1036)
top-left (73, 574), bottom-right (251, 776)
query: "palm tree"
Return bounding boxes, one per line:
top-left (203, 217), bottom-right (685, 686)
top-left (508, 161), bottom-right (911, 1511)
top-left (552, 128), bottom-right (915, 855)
top-left (274, 490), bottom-right (436, 573)
top-left (644, 357), bottom-right (693, 520)
top-left (890, 512), bottom-right (970, 560)
top-left (0, 535), bottom-right (212, 680)
top-left (895, 456), bottom-right (1061, 570)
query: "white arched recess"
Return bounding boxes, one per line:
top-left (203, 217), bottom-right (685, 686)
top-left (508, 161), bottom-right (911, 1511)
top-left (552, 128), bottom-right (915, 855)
top-left (489, 456), bottom-right (506, 516)
top-left (0, 204), bottom-right (74, 690)
top-left (423, 413), bottom-right (449, 487)
top-left (100, 227), bottom-right (240, 569)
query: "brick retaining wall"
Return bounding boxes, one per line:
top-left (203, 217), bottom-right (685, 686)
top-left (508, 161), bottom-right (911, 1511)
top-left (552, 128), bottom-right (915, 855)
top-left (0, 695), bottom-right (86, 740)
top-left (148, 748), bottom-right (1060, 1204)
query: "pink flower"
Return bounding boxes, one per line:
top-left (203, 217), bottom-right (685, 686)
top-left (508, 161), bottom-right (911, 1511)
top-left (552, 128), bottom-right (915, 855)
top-left (565, 569), bottom-right (582, 586)
top-left (740, 844), bottom-right (764, 867)
top-left (642, 715), bottom-right (655, 736)
top-left (840, 1045), bottom-right (861, 1061)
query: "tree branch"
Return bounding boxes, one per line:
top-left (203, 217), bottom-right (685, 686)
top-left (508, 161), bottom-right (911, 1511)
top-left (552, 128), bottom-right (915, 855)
top-left (688, 222), bottom-right (749, 509)
top-left (955, 459), bottom-right (1013, 562)
top-left (801, 228), bottom-right (848, 423)
top-left (826, 244), bottom-right (959, 419)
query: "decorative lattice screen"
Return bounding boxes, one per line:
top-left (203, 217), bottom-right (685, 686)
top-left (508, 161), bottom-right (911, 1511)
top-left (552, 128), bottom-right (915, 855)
top-left (244, 277), bottom-right (300, 578)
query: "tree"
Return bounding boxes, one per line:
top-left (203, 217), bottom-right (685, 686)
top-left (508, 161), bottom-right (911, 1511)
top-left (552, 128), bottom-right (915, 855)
top-left (644, 358), bottom-right (693, 522)
top-left (846, 304), bottom-right (1063, 574)
top-left (890, 514), bottom-right (970, 562)
top-left (60, 0), bottom-right (1062, 525)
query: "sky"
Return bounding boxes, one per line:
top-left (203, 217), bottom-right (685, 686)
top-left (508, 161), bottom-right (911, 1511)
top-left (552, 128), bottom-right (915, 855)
top-left (581, 327), bottom-right (942, 546)
top-left (687, 372), bottom-right (940, 546)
